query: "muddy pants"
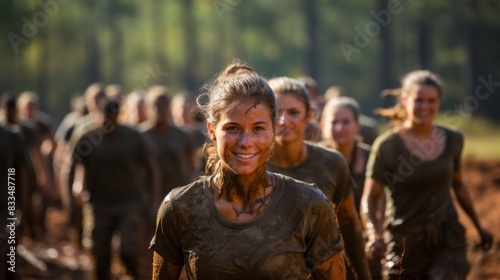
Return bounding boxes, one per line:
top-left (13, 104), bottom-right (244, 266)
top-left (383, 218), bottom-right (469, 280)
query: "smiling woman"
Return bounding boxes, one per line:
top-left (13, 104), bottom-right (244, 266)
top-left (149, 60), bottom-right (346, 280)
top-left (267, 77), bottom-right (371, 280)
top-left (361, 70), bottom-right (494, 279)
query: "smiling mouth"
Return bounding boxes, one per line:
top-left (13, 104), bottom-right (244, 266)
top-left (235, 153), bottom-right (256, 159)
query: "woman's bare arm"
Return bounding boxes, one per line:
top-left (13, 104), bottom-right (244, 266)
top-left (337, 193), bottom-right (371, 280)
top-left (152, 252), bottom-right (183, 280)
top-left (452, 170), bottom-right (493, 251)
top-left (312, 252), bottom-right (346, 280)
top-left (361, 178), bottom-right (386, 259)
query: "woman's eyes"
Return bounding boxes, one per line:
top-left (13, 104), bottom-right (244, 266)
top-left (224, 126), bottom-right (266, 132)
top-left (226, 126), bottom-right (240, 132)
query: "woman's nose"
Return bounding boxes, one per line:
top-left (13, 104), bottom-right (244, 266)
top-left (239, 131), bottom-right (253, 147)
top-left (334, 123), bottom-right (343, 132)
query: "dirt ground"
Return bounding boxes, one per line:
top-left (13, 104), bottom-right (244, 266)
top-left (12, 157), bottom-right (500, 279)
top-left (458, 157), bottom-right (500, 280)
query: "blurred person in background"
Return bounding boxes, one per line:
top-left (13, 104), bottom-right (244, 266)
top-left (0, 94), bottom-right (28, 280)
top-left (140, 86), bottom-right (196, 200)
top-left (361, 70), bottom-right (493, 279)
top-left (54, 94), bottom-right (87, 144)
top-left (140, 85), bottom-right (196, 280)
top-left (320, 96), bottom-right (372, 212)
top-left (320, 96), bottom-right (384, 280)
top-left (1, 93), bottom-right (46, 242)
top-left (324, 86), bottom-right (379, 146)
top-left (69, 99), bottom-right (158, 280)
top-left (105, 83), bottom-right (126, 104)
top-left (171, 90), bottom-right (208, 175)
top-left (296, 76), bottom-right (323, 142)
top-left (120, 89), bottom-right (148, 127)
top-left (18, 91), bottom-right (58, 232)
top-left (17, 91), bottom-right (55, 155)
top-left (171, 90), bottom-right (207, 150)
top-left (267, 77), bottom-right (371, 280)
top-left (56, 83), bottom-right (107, 249)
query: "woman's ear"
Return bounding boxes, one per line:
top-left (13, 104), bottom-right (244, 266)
top-left (400, 92), bottom-right (408, 107)
top-left (306, 108), bottom-right (316, 124)
top-left (207, 122), bottom-right (216, 141)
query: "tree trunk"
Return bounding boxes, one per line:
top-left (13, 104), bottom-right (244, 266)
top-left (182, 0), bottom-right (198, 91)
top-left (303, 0), bottom-right (318, 79)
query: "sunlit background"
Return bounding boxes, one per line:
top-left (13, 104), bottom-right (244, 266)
top-left (2, 0), bottom-right (500, 155)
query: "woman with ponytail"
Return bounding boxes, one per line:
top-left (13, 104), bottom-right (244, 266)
top-left (150, 61), bottom-right (346, 279)
top-left (361, 70), bottom-right (493, 279)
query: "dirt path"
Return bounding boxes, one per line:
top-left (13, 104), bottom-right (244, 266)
top-left (459, 157), bottom-right (500, 280)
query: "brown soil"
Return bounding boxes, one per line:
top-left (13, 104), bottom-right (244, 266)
top-left (458, 157), bottom-right (500, 280)
top-left (13, 157), bottom-right (500, 279)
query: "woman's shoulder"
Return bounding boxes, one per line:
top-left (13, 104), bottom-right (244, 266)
top-left (273, 172), bottom-right (329, 203)
top-left (161, 177), bottom-right (208, 207)
top-left (436, 124), bottom-right (464, 140)
top-left (306, 142), bottom-right (346, 163)
top-left (371, 127), bottom-right (400, 150)
top-left (358, 142), bottom-right (371, 152)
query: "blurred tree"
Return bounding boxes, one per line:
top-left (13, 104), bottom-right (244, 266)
top-left (1, 0), bottom-right (499, 121)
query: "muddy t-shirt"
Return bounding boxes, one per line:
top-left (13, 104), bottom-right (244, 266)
top-left (267, 142), bottom-right (354, 208)
top-left (72, 125), bottom-right (151, 209)
top-left (366, 125), bottom-right (462, 225)
top-left (150, 173), bottom-right (344, 280)
top-left (140, 124), bottom-right (194, 196)
top-left (352, 144), bottom-right (370, 212)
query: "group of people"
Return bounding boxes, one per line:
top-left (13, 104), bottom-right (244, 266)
top-left (0, 60), bottom-right (494, 280)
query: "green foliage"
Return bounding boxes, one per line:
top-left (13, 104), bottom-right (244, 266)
top-left (1, 0), bottom-right (500, 122)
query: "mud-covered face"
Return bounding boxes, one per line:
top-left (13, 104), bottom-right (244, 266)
top-left (322, 106), bottom-right (360, 146)
top-left (208, 99), bottom-right (275, 177)
top-left (403, 84), bottom-right (440, 125)
top-left (275, 94), bottom-right (311, 145)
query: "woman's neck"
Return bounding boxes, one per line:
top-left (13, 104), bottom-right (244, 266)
top-left (214, 168), bottom-right (273, 217)
top-left (153, 119), bottom-right (170, 131)
top-left (330, 139), bottom-right (356, 163)
top-left (404, 120), bottom-right (434, 138)
top-left (269, 140), bottom-right (307, 168)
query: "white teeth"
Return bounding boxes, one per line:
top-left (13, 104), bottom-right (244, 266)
top-left (237, 154), bottom-right (255, 159)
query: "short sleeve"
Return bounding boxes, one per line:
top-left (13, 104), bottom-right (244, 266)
top-left (64, 125), bottom-right (75, 142)
top-left (149, 195), bottom-right (184, 265)
top-left (366, 135), bottom-right (390, 185)
top-left (304, 189), bottom-right (345, 266)
top-left (452, 130), bottom-right (464, 172)
top-left (332, 154), bottom-right (355, 206)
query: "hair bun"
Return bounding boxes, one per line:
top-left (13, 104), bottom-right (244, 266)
top-left (218, 60), bottom-right (255, 81)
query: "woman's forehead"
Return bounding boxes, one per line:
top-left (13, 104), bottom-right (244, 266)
top-left (219, 101), bottom-right (272, 122)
